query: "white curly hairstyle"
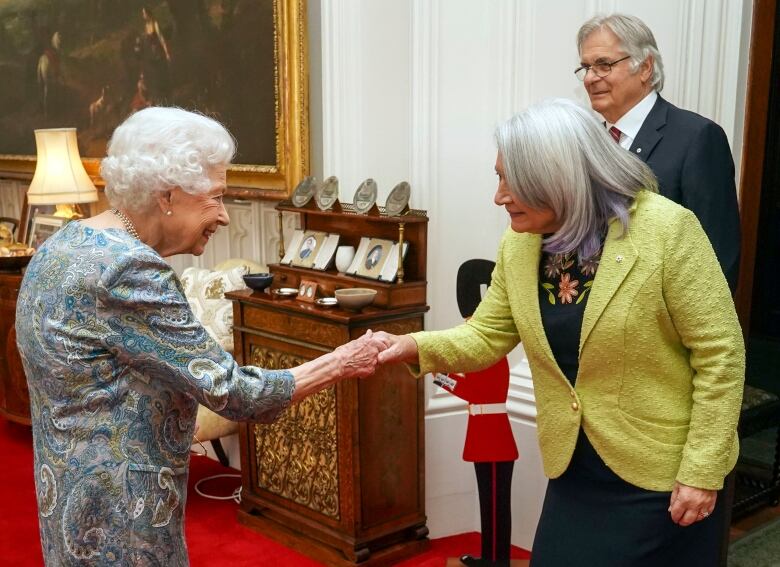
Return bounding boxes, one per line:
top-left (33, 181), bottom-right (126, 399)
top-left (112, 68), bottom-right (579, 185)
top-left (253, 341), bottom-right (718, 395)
top-left (101, 107), bottom-right (236, 213)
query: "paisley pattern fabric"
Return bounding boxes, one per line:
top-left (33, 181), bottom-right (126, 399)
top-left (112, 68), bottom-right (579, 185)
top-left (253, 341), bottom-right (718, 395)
top-left (16, 221), bottom-right (295, 566)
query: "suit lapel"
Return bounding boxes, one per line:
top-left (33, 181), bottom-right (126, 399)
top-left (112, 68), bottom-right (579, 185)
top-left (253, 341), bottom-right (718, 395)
top-left (579, 214), bottom-right (639, 353)
top-left (629, 96), bottom-right (668, 162)
top-left (505, 234), bottom-right (560, 367)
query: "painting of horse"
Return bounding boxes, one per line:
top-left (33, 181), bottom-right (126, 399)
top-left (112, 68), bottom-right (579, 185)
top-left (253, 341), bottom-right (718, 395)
top-left (0, 0), bottom-right (278, 169)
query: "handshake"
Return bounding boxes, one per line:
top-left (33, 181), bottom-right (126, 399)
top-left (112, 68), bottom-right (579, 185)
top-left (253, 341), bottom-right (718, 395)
top-left (332, 330), bottom-right (420, 380)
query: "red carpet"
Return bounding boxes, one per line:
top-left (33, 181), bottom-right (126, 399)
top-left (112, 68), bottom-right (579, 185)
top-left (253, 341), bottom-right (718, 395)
top-left (0, 417), bottom-right (530, 565)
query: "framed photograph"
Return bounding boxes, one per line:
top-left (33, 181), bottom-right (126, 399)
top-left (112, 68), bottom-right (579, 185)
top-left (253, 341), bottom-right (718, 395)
top-left (27, 214), bottom-right (65, 250)
top-left (290, 231), bottom-right (327, 269)
top-left (355, 238), bottom-right (394, 280)
top-left (0, 0), bottom-right (309, 200)
top-left (21, 204), bottom-right (56, 246)
top-left (297, 279), bottom-right (319, 303)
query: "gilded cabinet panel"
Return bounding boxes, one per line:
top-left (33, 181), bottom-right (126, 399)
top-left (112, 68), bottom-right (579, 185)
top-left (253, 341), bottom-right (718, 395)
top-left (249, 344), bottom-right (340, 519)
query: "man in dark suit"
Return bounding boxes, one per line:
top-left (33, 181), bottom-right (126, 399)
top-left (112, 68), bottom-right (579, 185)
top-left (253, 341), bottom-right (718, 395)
top-left (576, 14), bottom-right (740, 291)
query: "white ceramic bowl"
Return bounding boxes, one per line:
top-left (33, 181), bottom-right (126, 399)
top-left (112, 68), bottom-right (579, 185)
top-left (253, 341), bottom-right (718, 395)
top-left (334, 288), bottom-right (377, 311)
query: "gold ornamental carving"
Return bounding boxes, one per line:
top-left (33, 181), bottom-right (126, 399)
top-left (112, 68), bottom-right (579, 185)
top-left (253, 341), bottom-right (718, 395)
top-left (250, 345), bottom-right (340, 519)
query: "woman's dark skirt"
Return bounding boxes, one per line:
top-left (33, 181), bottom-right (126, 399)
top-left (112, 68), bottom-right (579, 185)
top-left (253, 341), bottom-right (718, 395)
top-left (530, 430), bottom-right (725, 567)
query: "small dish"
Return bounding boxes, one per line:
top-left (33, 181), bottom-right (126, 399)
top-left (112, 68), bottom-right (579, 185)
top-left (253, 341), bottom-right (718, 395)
top-left (334, 288), bottom-right (377, 311)
top-left (242, 272), bottom-right (274, 291)
top-left (272, 287), bottom-right (299, 297)
top-left (315, 297), bottom-right (338, 308)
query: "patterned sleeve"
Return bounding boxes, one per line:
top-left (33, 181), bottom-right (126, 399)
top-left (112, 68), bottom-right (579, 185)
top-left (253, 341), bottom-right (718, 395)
top-left (96, 248), bottom-right (295, 423)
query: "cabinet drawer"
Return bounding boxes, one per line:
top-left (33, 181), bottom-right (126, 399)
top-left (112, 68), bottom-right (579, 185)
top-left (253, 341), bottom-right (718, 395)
top-left (243, 306), bottom-right (348, 349)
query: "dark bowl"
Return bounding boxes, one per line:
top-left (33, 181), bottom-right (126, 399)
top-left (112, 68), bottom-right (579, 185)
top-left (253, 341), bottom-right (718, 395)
top-left (243, 272), bottom-right (274, 291)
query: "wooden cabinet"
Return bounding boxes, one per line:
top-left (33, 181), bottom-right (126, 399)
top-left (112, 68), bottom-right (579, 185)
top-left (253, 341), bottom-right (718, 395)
top-left (0, 270), bottom-right (30, 425)
top-left (226, 201), bottom-right (429, 565)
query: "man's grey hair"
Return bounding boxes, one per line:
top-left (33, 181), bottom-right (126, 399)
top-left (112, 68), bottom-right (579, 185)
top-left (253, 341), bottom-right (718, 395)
top-left (101, 107), bottom-right (236, 213)
top-left (577, 13), bottom-right (665, 92)
top-left (495, 99), bottom-right (657, 259)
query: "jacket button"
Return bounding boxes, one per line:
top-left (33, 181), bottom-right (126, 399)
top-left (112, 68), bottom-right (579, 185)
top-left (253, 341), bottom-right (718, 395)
top-left (570, 390), bottom-right (576, 398)
top-left (571, 402), bottom-right (579, 411)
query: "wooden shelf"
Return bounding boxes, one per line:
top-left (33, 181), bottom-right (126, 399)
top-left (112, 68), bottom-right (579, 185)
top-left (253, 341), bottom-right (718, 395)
top-left (276, 201), bottom-right (429, 284)
top-left (267, 264), bottom-right (427, 309)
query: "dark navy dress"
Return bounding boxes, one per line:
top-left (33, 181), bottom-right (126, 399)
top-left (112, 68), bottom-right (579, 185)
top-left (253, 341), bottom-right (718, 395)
top-left (529, 246), bottom-right (724, 567)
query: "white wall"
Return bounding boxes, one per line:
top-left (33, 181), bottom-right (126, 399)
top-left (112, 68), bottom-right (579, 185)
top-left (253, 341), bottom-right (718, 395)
top-left (316, 0), bottom-right (754, 551)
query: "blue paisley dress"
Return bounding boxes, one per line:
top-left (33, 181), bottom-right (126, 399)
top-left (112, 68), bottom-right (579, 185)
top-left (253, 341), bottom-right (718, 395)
top-left (15, 221), bottom-right (295, 566)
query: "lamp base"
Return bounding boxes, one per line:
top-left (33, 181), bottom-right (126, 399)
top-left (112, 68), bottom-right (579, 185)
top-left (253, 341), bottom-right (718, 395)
top-left (52, 204), bottom-right (84, 219)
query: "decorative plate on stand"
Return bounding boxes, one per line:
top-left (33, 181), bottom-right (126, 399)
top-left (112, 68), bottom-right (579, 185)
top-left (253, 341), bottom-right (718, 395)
top-left (353, 179), bottom-right (378, 214)
top-left (291, 176), bottom-right (317, 207)
top-left (385, 182), bottom-right (411, 216)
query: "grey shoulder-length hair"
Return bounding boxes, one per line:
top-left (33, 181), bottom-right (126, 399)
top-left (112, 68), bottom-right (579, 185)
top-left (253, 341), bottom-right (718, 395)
top-left (495, 98), bottom-right (657, 259)
top-left (577, 13), bottom-right (665, 92)
top-left (101, 107), bottom-right (236, 213)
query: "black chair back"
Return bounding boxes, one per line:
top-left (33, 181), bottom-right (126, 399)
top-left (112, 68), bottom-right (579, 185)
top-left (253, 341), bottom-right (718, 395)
top-left (456, 259), bottom-right (496, 319)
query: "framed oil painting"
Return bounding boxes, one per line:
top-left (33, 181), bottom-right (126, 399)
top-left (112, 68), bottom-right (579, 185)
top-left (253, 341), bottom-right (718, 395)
top-left (0, 0), bottom-right (309, 199)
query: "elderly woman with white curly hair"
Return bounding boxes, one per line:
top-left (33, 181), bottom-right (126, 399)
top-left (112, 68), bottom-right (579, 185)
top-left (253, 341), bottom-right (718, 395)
top-left (375, 99), bottom-right (744, 566)
top-left (16, 107), bottom-right (383, 565)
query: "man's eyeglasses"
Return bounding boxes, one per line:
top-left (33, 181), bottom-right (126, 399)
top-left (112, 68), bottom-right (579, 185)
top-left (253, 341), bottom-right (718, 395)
top-left (574, 55), bottom-right (631, 81)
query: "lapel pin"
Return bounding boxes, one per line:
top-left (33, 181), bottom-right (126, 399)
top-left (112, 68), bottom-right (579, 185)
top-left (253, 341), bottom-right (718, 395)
top-left (616, 255), bottom-right (624, 263)
top-left (636, 148), bottom-right (642, 154)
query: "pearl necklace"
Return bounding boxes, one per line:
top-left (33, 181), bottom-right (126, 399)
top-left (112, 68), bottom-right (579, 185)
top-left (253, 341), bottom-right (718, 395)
top-left (111, 208), bottom-right (140, 240)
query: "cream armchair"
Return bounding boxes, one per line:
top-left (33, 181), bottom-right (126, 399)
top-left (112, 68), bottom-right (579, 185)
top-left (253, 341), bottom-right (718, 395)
top-left (181, 258), bottom-right (267, 466)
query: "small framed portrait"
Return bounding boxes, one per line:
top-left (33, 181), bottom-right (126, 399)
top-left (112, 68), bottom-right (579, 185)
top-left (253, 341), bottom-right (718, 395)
top-left (27, 214), bottom-right (65, 250)
top-left (290, 231), bottom-right (327, 269)
top-left (297, 279), bottom-right (319, 303)
top-left (355, 238), bottom-right (394, 279)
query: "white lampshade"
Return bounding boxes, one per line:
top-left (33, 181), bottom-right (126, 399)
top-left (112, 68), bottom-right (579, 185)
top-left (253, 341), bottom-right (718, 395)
top-left (27, 128), bottom-right (98, 206)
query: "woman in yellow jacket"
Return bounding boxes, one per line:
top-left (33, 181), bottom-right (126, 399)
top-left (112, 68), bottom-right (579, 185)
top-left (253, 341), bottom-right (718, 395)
top-left (376, 99), bottom-right (744, 567)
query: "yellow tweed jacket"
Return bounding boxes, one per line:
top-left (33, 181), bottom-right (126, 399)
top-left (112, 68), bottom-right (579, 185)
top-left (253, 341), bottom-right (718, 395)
top-left (412, 191), bottom-right (745, 491)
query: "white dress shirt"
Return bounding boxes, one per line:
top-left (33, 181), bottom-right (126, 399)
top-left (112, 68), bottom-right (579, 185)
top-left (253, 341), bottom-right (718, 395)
top-left (607, 90), bottom-right (658, 150)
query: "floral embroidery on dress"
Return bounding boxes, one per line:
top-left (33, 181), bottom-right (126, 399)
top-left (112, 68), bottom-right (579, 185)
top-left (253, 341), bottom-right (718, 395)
top-left (540, 246), bottom-right (602, 305)
top-left (558, 273), bottom-right (579, 304)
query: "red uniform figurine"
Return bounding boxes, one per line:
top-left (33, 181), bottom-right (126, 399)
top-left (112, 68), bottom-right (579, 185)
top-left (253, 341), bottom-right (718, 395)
top-left (435, 358), bottom-right (518, 567)
top-left (436, 257), bottom-right (519, 567)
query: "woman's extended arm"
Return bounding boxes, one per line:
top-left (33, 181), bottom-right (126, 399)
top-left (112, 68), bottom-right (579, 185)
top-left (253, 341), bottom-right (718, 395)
top-left (99, 249), bottom-right (382, 422)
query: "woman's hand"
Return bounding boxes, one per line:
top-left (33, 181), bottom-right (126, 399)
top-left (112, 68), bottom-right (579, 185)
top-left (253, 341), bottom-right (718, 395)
top-left (291, 330), bottom-right (386, 401)
top-left (373, 332), bottom-right (420, 365)
top-left (332, 330), bottom-right (385, 380)
top-left (668, 481), bottom-right (717, 526)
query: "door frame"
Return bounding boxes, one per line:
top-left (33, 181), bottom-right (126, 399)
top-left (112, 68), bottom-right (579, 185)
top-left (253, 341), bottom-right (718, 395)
top-left (735, 0), bottom-right (778, 333)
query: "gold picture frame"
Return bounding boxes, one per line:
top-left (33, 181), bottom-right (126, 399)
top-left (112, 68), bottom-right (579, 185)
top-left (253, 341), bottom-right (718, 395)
top-left (0, 0), bottom-right (309, 201)
top-left (290, 230), bottom-right (327, 269)
top-left (355, 238), bottom-right (394, 280)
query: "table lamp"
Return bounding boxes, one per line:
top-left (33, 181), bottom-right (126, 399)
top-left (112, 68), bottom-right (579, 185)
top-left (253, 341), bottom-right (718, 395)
top-left (27, 128), bottom-right (98, 219)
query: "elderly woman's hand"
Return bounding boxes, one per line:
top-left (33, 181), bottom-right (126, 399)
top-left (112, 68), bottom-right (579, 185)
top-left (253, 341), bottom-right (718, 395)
top-left (290, 330), bottom-right (386, 402)
top-left (332, 330), bottom-right (385, 380)
top-left (668, 481), bottom-right (717, 526)
top-left (373, 331), bottom-right (420, 365)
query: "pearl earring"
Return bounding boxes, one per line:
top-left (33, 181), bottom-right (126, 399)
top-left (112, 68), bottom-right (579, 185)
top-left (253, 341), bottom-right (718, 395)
top-left (166, 210), bottom-right (173, 216)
